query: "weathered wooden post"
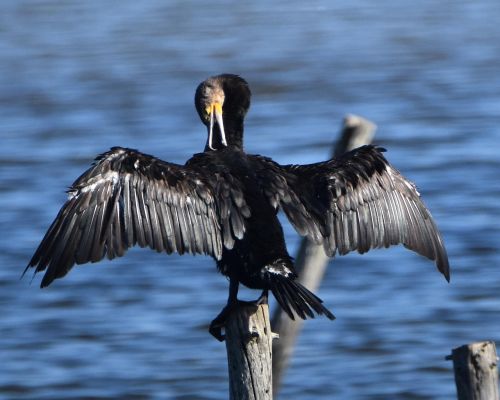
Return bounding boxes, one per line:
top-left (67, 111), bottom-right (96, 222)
top-left (271, 114), bottom-right (377, 393)
top-left (225, 303), bottom-right (276, 400)
top-left (447, 341), bottom-right (499, 400)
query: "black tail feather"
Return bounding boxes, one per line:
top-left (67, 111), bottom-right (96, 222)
top-left (280, 278), bottom-right (314, 319)
top-left (272, 282), bottom-right (296, 319)
top-left (270, 274), bottom-right (335, 320)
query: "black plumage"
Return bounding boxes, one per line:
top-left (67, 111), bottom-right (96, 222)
top-left (25, 74), bottom-right (449, 340)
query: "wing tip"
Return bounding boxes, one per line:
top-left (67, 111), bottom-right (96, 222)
top-left (435, 240), bottom-right (451, 282)
top-left (440, 262), bottom-right (451, 283)
top-left (40, 272), bottom-right (54, 288)
top-left (21, 264), bottom-right (31, 280)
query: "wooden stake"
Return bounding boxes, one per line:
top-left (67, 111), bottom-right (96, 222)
top-left (225, 304), bottom-right (275, 400)
top-left (272, 114), bottom-right (376, 393)
top-left (447, 341), bottom-right (499, 400)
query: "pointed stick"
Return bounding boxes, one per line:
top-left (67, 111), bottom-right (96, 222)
top-left (271, 115), bottom-right (376, 394)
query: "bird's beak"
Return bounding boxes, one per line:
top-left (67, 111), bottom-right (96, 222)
top-left (206, 102), bottom-right (227, 150)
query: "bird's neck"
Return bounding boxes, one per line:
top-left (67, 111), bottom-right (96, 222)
top-left (225, 115), bottom-right (244, 149)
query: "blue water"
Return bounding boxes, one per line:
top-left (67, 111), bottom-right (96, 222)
top-left (1, 1), bottom-right (499, 398)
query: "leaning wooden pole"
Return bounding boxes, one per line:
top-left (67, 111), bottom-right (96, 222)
top-left (225, 303), bottom-right (275, 400)
top-left (447, 341), bottom-right (499, 400)
top-left (272, 114), bottom-right (377, 394)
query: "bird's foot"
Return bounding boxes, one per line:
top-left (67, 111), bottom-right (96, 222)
top-left (209, 302), bottom-right (237, 342)
top-left (256, 289), bottom-right (269, 305)
top-left (209, 291), bottom-right (268, 341)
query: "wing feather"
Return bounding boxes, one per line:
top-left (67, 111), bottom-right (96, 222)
top-left (252, 146), bottom-right (450, 280)
top-left (26, 147), bottom-right (247, 287)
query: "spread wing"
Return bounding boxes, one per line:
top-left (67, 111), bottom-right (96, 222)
top-left (252, 145), bottom-right (450, 280)
top-left (25, 147), bottom-right (249, 287)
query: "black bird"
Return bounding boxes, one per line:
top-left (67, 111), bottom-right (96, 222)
top-left (25, 74), bottom-right (449, 341)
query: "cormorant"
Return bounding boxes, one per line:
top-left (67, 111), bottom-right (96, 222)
top-left (25, 74), bottom-right (449, 341)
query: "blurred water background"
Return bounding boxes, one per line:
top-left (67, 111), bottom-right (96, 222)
top-left (1, 1), bottom-right (499, 399)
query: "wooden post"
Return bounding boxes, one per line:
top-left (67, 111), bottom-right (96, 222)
top-left (447, 341), bottom-right (499, 400)
top-left (272, 114), bottom-right (376, 393)
top-left (225, 303), bottom-right (276, 400)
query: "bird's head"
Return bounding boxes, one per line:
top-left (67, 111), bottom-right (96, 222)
top-left (195, 74), bottom-right (251, 151)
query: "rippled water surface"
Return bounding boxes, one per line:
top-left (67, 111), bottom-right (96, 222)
top-left (1, 1), bottom-right (499, 399)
